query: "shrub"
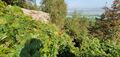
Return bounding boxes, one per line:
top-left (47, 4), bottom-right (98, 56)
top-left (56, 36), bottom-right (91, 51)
top-left (79, 37), bottom-right (120, 57)
top-left (64, 12), bottom-right (90, 47)
top-left (0, 6), bottom-right (77, 57)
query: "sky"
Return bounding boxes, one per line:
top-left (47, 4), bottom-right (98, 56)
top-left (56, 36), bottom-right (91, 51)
top-left (66, 0), bottom-right (113, 10)
top-left (37, 0), bottom-right (114, 11)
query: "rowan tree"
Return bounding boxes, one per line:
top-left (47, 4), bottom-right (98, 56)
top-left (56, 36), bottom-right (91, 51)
top-left (90, 0), bottom-right (120, 42)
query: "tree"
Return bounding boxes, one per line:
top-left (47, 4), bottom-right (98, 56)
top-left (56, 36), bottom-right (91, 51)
top-left (1, 0), bottom-right (39, 10)
top-left (64, 12), bottom-right (90, 47)
top-left (90, 0), bottom-right (120, 41)
top-left (1, 0), bottom-right (23, 5)
top-left (41, 0), bottom-right (67, 28)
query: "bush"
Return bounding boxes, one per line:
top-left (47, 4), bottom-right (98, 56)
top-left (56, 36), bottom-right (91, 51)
top-left (79, 37), bottom-right (106, 57)
top-left (79, 37), bottom-right (120, 57)
top-left (0, 5), bottom-right (77, 57)
top-left (64, 12), bottom-right (90, 47)
top-left (64, 11), bottom-right (120, 57)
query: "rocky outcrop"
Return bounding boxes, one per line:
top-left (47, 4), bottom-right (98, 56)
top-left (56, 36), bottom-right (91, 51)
top-left (21, 8), bottom-right (50, 23)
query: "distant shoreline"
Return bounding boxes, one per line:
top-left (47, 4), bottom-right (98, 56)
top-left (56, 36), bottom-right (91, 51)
top-left (67, 8), bottom-right (104, 19)
top-left (68, 8), bottom-right (105, 16)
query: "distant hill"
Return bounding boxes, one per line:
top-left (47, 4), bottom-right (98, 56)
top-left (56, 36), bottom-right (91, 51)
top-left (68, 8), bottom-right (104, 16)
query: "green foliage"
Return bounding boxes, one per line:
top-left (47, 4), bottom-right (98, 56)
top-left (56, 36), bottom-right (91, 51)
top-left (88, 1), bottom-right (120, 57)
top-left (20, 38), bottom-right (42, 57)
top-left (1, 0), bottom-right (21, 7)
top-left (64, 11), bottom-right (120, 57)
top-left (57, 46), bottom-right (76, 57)
top-left (79, 37), bottom-right (106, 57)
top-left (64, 12), bottom-right (90, 47)
top-left (78, 37), bottom-right (120, 57)
top-left (41, 0), bottom-right (67, 28)
top-left (22, 2), bottom-right (39, 10)
top-left (1, 1), bottom-right (120, 57)
top-left (18, 0), bottom-right (39, 10)
top-left (90, 0), bottom-right (120, 41)
top-left (0, 5), bottom-right (77, 57)
top-left (101, 40), bottom-right (120, 57)
top-left (0, 0), bottom-right (6, 15)
top-left (1, 0), bottom-right (39, 10)
top-left (90, 19), bottom-right (120, 41)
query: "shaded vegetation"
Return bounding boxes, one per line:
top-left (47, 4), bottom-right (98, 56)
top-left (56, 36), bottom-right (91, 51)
top-left (20, 38), bottom-right (42, 57)
top-left (1, 0), bottom-right (39, 10)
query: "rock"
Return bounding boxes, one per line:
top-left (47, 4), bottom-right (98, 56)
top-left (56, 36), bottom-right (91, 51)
top-left (21, 8), bottom-right (50, 23)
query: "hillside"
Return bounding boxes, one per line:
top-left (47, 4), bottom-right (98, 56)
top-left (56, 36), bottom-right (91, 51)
top-left (1, 0), bottom-right (120, 57)
top-left (0, 2), bottom-right (77, 57)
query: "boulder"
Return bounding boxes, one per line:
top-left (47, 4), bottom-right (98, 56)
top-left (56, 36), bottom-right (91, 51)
top-left (21, 8), bottom-right (50, 23)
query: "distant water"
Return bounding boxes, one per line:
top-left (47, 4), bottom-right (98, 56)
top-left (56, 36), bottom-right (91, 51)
top-left (79, 9), bottom-right (104, 16)
top-left (68, 8), bottom-right (105, 18)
